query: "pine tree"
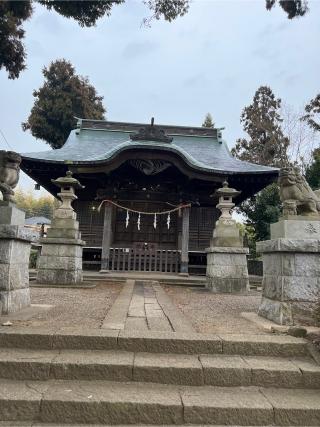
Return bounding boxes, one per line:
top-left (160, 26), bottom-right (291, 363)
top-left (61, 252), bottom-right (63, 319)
top-left (22, 59), bottom-right (106, 149)
top-left (303, 94), bottom-right (320, 133)
top-left (202, 113), bottom-right (215, 128)
top-left (231, 86), bottom-right (289, 167)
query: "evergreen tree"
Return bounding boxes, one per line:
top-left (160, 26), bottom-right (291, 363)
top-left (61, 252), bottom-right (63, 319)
top-left (202, 113), bottom-right (215, 128)
top-left (240, 183), bottom-right (281, 255)
top-left (232, 86), bottom-right (289, 167)
top-left (22, 59), bottom-right (106, 149)
top-left (305, 148), bottom-right (320, 190)
top-left (303, 94), bottom-right (320, 133)
top-left (0, 1), bottom-right (33, 79)
top-left (232, 86), bottom-right (290, 254)
top-left (266, 0), bottom-right (308, 19)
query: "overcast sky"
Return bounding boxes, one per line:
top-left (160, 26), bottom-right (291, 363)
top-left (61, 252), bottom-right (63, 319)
top-left (1, 0), bottom-right (319, 190)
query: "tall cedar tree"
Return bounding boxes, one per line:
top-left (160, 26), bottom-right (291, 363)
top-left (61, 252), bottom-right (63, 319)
top-left (0, 1), bottom-right (33, 79)
top-left (22, 59), bottom-right (105, 149)
top-left (202, 113), bottom-right (215, 128)
top-left (232, 86), bottom-right (289, 252)
top-left (231, 86), bottom-right (289, 167)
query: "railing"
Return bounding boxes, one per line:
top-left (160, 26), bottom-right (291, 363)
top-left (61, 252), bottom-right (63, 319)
top-left (109, 248), bottom-right (180, 273)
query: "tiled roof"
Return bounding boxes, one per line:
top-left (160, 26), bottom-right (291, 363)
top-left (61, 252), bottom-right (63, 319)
top-left (21, 120), bottom-right (278, 175)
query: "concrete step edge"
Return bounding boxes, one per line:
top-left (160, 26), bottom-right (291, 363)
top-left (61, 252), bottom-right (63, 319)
top-left (0, 349), bottom-right (318, 388)
top-left (0, 328), bottom-right (309, 357)
top-left (0, 380), bottom-right (319, 426)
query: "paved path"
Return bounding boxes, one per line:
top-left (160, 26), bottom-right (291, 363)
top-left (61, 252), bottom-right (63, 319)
top-left (102, 280), bottom-right (195, 332)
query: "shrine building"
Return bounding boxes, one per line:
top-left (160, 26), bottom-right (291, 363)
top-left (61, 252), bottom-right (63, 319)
top-left (20, 118), bottom-right (278, 275)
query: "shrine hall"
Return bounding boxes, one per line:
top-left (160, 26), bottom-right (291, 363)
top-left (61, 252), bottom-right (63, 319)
top-left (20, 118), bottom-right (278, 275)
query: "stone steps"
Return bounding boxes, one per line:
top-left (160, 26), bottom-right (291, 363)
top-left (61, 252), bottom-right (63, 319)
top-left (0, 425), bottom-right (312, 427)
top-left (0, 348), bottom-right (319, 388)
top-left (0, 328), bottom-right (309, 356)
top-left (0, 380), bottom-right (319, 425)
top-left (0, 328), bottom-right (319, 425)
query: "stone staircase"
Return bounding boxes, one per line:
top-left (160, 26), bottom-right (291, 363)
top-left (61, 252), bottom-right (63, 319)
top-left (0, 327), bottom-right (319, 426)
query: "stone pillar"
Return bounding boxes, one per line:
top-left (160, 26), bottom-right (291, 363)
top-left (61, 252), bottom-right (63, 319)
top-left (37, 171), bottom-right (85, 286)
top-left (100, 203), bottom-right (113, 273)
top-left (258, 167), bottom-right (320, 326)
top-left (0, 151), bottom-right (36, 314)
top-left (0, 202), bottom-right (36, 314)
top-left (180, 206), bottom-right (190, 275)
top-left (206, 181), bottom-right (249, 293)
top-left (258, 219), bottom-right (320, 325)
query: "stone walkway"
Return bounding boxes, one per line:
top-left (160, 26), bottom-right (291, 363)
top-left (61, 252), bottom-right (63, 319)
top-left (102, 280), bottom-right (195, 333)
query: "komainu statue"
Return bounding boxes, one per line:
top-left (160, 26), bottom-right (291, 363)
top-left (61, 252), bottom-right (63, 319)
top-left (279, 167), bottom-right (320, 217)
top-left (0, 150), bottom-right (21, 203)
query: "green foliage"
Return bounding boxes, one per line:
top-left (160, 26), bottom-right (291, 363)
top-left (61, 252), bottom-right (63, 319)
top-left (0, 1), bottom-right (33, 79)
top-left (22, 59), bottom-right (106, 149)
top-left (266, 0), bottom-right (308, 19)
top-left (303, 94), bottom-right (320, 133)
top-left (0, 0), bottom-right (189, 79)
top-left (202, 113), bottom-right (215, 128)
top-left (142, 0), bottom-right (189, 24)
top-left (14, 188), bottom-right (55, 219)
top-left (37, 0), bottom-right (124, 27)
top-left (305, 149), bottom-right (320, 190)
top-left (231, 86), bottom-right (289, 168)
top-left (239, 183), bottom-right (281, 255)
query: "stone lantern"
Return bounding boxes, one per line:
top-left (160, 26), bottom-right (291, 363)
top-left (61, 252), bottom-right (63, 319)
top-left (52, 171), bottom-right (84, 213)
top-left (206, 180), bottom-right (249, 294)
top-left (37, 171), bottom-right (85, 286)
top-left (211, 181), bottom-right (243, 247)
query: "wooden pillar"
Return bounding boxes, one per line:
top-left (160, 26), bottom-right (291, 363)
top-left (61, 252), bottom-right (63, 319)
top-left (180, 207), bottom-right (190, 275)
top-left (100, 203), bottom-right (113, 272)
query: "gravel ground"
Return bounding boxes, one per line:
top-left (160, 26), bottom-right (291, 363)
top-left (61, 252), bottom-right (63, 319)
top-left (16, 282), bottom-right (122, 329)
top-left (163, 286), bottom-right (268, 334)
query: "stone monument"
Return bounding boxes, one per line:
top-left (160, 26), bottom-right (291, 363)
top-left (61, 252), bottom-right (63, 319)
top-left (37, 171), bottom-right (85, 286)
top-left (0, 151), bottom-right (36, 314)
top-left (258, 167), bottom-right (320, 325)
top-left (206, 181), bottom-right (249, 293)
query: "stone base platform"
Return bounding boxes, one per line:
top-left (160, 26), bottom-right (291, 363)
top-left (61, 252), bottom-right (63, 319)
top-left (206, 246), bottom-right (249, 293)
top-left (257, 238), bottom-right (320, 326)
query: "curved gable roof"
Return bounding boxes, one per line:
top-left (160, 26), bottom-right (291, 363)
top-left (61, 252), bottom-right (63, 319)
top-left (21, 120), bottom-right (278, 176)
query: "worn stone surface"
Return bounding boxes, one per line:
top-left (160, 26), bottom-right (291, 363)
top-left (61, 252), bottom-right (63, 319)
top-left (51, 350), bottom-right (133, 381)
top-left (244, 356), bottom-right (302, 388)
top-left (261, 387), bottom-right (320, 426)
top-left (200, 355), bottom-right (251, 386)
top-left (37, 268), bottom-right (83, 286)
top-left (206, 249), bottom-right (249, 294)
top-left (0, 205), bottom-right (25, 225)
top-left (257, 238), bottom-right (320, 253)
top-left (258, 237), bottom-right (320, 326)
top-left (220, 333), bottom-right (308, 357)
top-left (0, 206), bottom-right (35, 315)
top-left (0, 380), bottom-right (42, 421)
top-left (271, 219), bottom-right (320, 239)
top-left (0, 288), bottom-right (31, 314)
top-left (182, 386), bottom-right (274, 425)
top-left (134, 352), bottom-right (203, 385)
top-left (40, 381), bottom-right (183, 425)
top-left (291, 358), bottom-right (320, 388)
top-left (0, 348), bottom-right (55, 380)
top-left (118, 330), bottom-right (222, 354)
